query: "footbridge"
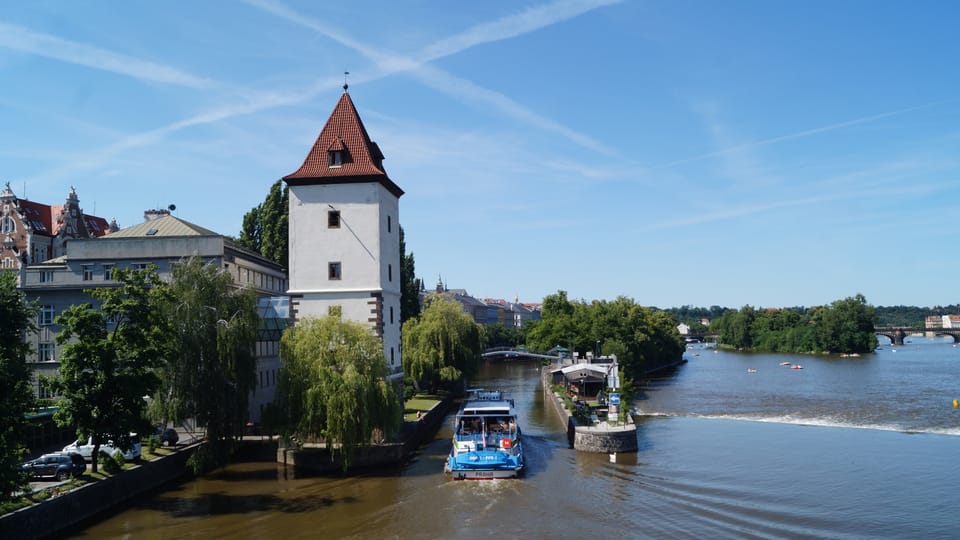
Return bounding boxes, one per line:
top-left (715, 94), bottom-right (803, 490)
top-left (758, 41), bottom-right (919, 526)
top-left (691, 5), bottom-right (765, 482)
top-left (481, 347), bottom-right (558, 361)
top-left (874, 326), bottom-right (960, 345)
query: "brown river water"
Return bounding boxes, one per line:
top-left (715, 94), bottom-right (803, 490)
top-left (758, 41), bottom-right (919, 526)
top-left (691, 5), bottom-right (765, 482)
top-left (62, 343), bottom-right (960, 539)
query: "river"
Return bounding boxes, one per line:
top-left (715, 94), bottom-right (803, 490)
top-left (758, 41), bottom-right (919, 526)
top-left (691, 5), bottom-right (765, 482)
top-left (64, 337), bottom-right (960, 539)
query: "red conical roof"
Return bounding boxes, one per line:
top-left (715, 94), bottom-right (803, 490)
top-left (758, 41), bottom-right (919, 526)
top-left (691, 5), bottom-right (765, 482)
top-left (283, 91), bottom-right (403, 197)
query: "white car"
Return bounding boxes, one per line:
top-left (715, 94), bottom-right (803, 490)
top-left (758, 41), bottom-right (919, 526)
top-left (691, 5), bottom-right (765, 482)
top-left (63, 433), bottom-right (142, 461)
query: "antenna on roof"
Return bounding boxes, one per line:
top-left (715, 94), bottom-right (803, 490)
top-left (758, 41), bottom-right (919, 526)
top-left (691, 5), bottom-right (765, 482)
top-left (343, 71), bottom-right (350, 91)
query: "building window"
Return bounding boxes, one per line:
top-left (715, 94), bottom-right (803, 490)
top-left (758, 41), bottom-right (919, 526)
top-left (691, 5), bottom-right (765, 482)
top-left (0, 216), bottom-right (14, 234)
top-left (387, 215), bottom-right (391, 233)
top-left (40, 305), bottom-right (55, 326)
top-left (328, 262), bottom-right (341, 280)
top-left (132, 263), bottom-right (149, 272)
top-left (39, 270), bottom-right (53, 283)
top-left (390, 306), bottom-right (394, 324)
top-left (38, 342), bottom-right (55, 362)
top-left (104, 265), bottom-right (114, 281)
top-left (328, 210), bottom-right (340, 228)
top-left (1, 258), bottom-right (12, 269)
top-left (82, 265), bottom-right (94, 281)
top-left (329, 150), bottom-right (343, 167)
top-left (388, 264), bottom-right (392, 282)
top-left (390, 347), bottom-right (395, 365)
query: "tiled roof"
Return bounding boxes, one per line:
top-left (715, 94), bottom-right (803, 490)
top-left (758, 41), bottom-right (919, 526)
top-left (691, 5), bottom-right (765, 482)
top-left (283, 90), bottom-right (403, 198)
top-left (105, 215), bottom-right (220, 238)
top-left (16, 199), bottom-right (109, 238)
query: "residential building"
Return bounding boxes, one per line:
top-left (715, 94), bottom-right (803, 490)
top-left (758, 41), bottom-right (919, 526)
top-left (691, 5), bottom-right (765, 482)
top-left (425, 280), bottom-right (541, 328)
top-left (282, 86), bottom-right (404, 378)
top-left (1, 183), bottom-right (114, 274)
top-left (20, 210), bottom-right (287, 422)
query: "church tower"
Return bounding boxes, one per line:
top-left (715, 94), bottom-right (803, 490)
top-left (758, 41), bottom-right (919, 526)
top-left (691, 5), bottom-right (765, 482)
top-left (283, 86), bottom-right (404, 378)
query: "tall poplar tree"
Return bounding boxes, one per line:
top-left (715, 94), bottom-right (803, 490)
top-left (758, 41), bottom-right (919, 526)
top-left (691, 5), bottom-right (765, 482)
top-left (399, 227), bottom-right (420, 324)
top-left (0, 271), bottom-right (36, 500)
top-left (238, 179), bottom-right (288, 271)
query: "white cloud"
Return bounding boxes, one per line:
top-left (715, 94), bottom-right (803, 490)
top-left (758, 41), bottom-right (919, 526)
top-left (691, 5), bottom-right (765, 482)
top-left (0, 21), bottom-right (215, 89)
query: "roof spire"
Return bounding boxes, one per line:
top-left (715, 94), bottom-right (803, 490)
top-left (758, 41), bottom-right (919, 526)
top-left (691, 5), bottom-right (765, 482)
top-left (343, 71), bottom-right (350, 92)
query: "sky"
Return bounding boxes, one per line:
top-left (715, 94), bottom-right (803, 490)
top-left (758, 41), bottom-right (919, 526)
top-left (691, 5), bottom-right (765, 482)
top-left (2, 1), bottom-right (959, 309)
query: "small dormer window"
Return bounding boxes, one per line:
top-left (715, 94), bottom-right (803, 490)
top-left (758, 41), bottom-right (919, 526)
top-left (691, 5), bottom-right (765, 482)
top-left (329, 150), bottom-right (343, 167)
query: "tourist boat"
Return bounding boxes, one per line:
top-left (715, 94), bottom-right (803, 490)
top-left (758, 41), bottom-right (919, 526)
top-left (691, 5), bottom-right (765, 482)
top-left (791, 364), bottom-right (804, 370)
top-left (445, 389), bottom-right (524, 480)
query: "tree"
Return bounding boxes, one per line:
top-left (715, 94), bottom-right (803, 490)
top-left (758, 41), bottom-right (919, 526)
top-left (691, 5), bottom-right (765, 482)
top-left (480, 323), bottom-right (525, 349)
top-left (0, 272), bottom-right (36, 501)
top-left (274, 315), bottom-right (400, 470)
top-left (46, 268), bottom-right (167, 473)
top-left (238, 179), bottom-right (288, 271)
top-left (402, 298), bottom-right (481, 391)
top-left (154, 257), bottom-right (258, 472)
top-left (399, 227), bottom-right (420, 325)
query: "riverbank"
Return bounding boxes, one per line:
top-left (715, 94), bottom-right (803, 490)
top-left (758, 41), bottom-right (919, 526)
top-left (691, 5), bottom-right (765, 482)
top-left (276, 396), bottom-right (456, 473)
top-left (539, 366), bottom-right (637, 452)
top-left (0, 443), bottom-right (200, 540)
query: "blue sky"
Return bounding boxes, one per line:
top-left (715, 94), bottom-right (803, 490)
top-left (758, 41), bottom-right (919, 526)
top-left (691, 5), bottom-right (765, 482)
top-left (2, 1), bottom-right (958, 309)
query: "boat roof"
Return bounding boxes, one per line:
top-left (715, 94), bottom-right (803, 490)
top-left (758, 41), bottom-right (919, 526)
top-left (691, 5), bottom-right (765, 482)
top-left (462, 400), bottom-right (514, 414)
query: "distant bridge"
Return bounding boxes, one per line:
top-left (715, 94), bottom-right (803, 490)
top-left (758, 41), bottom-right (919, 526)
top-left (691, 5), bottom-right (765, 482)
top-left (874, 326), bottom-right (960, 345)
top-left (481, 347), bottom-right (558, 361)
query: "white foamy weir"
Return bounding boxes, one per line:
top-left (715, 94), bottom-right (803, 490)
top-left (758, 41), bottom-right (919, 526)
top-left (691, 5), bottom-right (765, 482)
top-left (698, 413), bottom-right (960, 437)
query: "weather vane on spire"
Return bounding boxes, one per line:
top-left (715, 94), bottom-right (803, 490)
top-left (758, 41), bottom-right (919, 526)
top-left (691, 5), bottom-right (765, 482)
top-left (343, 71), bottom-right (350, 91)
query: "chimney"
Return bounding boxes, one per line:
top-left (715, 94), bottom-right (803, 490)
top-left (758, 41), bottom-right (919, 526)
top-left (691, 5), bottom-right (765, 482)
top-left (144, 209), bottom-right (171, 221)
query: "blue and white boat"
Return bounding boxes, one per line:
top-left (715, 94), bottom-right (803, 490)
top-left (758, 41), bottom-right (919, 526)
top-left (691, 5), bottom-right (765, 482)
top-left (445, 389), bottom-right (524, 480)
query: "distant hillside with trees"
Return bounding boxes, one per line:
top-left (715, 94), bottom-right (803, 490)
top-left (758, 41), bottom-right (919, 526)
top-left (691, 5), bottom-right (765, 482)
top-left (873, 305), bottom-right (960, 327)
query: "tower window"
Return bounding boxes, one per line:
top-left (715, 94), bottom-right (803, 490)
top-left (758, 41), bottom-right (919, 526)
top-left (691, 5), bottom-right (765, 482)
top-left (390, 306), bottom-right (394, 324)
top-left (388, 264), bottom-right (392, 282)
top-left (328, 210), bottom-right (341, 228)
top-left (328, 262), bottom-right (342, 280)
top-left (329, 150), bottom-right (343, 167)
top-left (387, 215), bottom-right (391, 233)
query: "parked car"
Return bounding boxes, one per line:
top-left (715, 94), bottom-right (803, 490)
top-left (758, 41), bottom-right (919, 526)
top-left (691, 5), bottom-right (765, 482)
top-left (156, 426), bottom-right (179, 446)
top-left (63, 433), bottom-right (142, 461)
top-left (22, 452), bottom-right (86, 481)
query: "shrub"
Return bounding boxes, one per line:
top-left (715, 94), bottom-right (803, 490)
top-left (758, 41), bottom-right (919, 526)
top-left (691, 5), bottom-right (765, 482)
top-left (99, 450), bottom-right (122, 474)
top-left (147, 435), bottom-right (160, 454)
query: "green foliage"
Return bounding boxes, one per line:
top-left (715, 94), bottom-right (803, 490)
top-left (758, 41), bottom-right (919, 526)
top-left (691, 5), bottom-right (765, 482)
top-left (155, 257), bottom-right (258, 473)
top-left (480, 323), bottom-right (525, 349)
top-left (526, 292), bottom-right (684, 383)
top-left (0, 272), bottom-right (36, 501)
top-left (238, 179), bottom-right (289, 271)
top-left (873, 304), bottom-right (960, 327)
top-left (399, 227), bottom-right (421, 325)
top-left (402, 298), bottom-right (481, 390)
top-left (275, 316), bottom-right (400, 470)
top-left (46, 267), bottom-right (166, 473)
top-left (713, 295), bottom-right (877, 354)
top-left (99, 450), bottom-right (123, 474)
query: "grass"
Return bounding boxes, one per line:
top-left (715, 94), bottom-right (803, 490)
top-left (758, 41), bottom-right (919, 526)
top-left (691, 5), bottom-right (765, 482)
top-left (403, 393), bottom-right (443, 421)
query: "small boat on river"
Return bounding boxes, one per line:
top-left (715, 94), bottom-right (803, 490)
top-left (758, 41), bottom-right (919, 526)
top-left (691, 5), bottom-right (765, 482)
top-left (445, 389), bottom-right (524, 480)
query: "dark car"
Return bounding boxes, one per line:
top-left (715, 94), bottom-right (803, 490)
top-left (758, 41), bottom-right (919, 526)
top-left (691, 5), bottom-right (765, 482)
top-left (22, 452), bottom-right (85, 481)
top-left (156, 427), bottom-right (179, 446)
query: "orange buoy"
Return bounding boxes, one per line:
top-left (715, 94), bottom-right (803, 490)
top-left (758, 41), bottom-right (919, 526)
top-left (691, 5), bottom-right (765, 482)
top-left (953, 399), bottom-right (959, 409)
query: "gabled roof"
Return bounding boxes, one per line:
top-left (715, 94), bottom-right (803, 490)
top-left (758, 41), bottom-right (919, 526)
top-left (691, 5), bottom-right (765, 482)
top-left (283, 89), bottom-right (403, 198)
top-left (14, 199), bottom-right (110, 238)
top-left (105, 215), bottom-right (219, 238)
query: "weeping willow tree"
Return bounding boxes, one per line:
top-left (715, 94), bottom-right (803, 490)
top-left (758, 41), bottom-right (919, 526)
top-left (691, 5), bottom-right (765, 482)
top-left (274, 315), bottom-right (400, 470)
top-left (402, 297), bottom-right (481, 391)
top-left (152, 257), bottom-right (258, 472)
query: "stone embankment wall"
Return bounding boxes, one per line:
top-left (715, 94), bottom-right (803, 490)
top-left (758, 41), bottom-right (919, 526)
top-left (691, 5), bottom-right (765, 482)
top-left (0, 444), bottom-right (199, 540)
top-left (540, 367), bottom-right (638, 453)
top-left (277, 396), bottom-right (455, 472)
